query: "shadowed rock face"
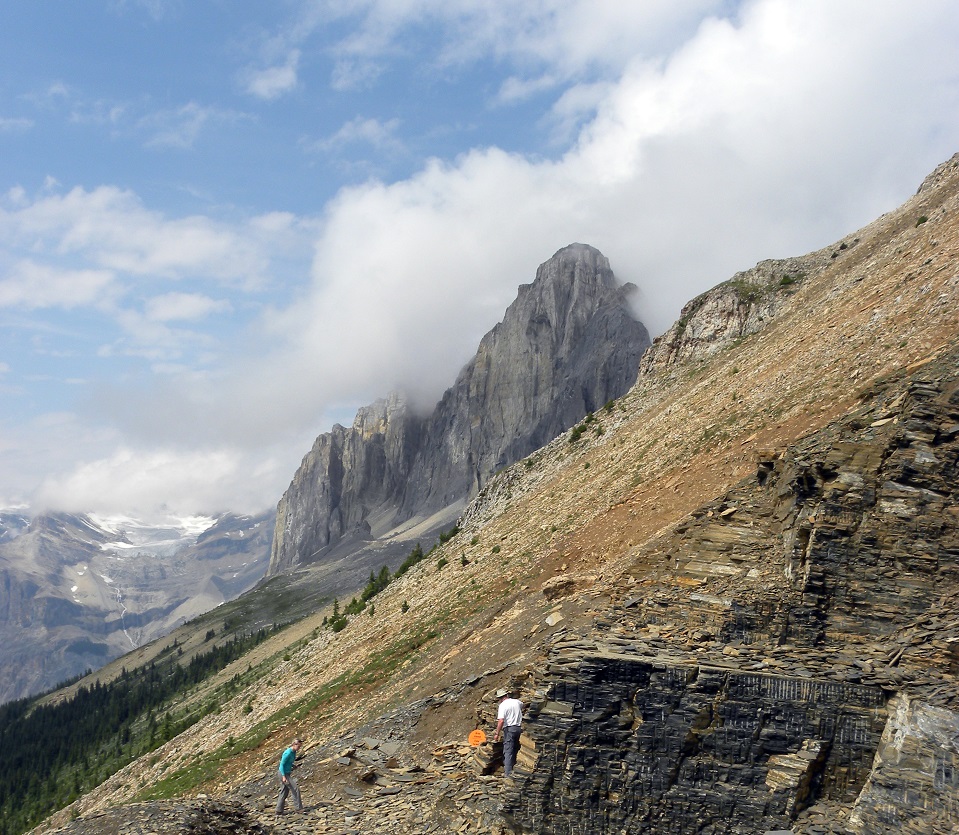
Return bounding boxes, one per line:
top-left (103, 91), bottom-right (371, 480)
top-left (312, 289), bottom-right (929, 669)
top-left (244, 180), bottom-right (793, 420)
top-left (25, 155), bottom-right (959, 835)
top-left (504, 348), bottom-right (959, 834)
top-left (268, 243), bottom-right (651, 575)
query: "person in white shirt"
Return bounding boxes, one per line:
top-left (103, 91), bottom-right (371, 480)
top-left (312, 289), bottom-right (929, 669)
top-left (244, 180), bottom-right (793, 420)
top-left (493, 688), bottom-right (524, 778)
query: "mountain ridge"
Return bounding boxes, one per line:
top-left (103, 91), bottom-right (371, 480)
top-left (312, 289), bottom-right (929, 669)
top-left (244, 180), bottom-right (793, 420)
top-left (0, 510), bottom-right (273, 703)
top-left (267, 242), bottom-right (651, 577)
top-left (22, 153), bottom-right (959, 834)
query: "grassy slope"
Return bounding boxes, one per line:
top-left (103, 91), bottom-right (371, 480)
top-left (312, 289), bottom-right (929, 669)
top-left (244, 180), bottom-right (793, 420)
top-left (31, 155), bottom-right (959, 831)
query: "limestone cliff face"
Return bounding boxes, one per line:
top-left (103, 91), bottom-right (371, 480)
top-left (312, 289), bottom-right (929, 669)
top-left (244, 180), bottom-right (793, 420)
top-left (638, 253), bottom-right (831, 378)
top-left (270, 393), bottom-right (421, 569)
top-left (506, 346), bottom-right (959, 834)
top-left (401, 243), bottom-right (646, 514)
top-left (268, 243), bottom-right (651, 574)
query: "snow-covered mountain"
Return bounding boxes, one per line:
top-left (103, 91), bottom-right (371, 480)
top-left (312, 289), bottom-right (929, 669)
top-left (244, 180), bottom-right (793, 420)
top-left (0, 509), bottom-right (273, 703)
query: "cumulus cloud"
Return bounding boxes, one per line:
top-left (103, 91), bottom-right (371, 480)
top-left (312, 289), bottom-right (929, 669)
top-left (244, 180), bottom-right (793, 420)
top-left (8, 0), bottom-right (959, 520)
top-left (244, 50), bottom-right (301, 100)
top-left (240, 0), bottom-right (959, 417)
top-left (0, 261), bottom-right (116, 310)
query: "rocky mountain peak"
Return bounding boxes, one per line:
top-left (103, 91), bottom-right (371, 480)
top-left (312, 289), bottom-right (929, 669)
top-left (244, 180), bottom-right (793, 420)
top-left (267, 244), bottom-right (650, 577)
top-left (20, 154), bottom-right (959, 835)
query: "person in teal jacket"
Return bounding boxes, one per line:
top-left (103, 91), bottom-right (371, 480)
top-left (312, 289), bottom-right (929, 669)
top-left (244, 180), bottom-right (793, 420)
top-left (275, 737), bottom-right (303, 814)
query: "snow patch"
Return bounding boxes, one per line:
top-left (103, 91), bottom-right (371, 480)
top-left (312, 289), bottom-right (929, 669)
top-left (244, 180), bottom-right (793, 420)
top-left (89, 512), bottom-right (217, 544)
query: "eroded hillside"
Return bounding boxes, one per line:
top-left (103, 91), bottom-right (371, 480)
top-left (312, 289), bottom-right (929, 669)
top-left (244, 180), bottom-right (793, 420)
top-left (35, 155), bottom-right (959, 834)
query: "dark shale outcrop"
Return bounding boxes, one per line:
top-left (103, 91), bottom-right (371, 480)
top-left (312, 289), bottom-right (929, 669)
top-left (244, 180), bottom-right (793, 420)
top-left (502, 346), bottom-right (959, 834)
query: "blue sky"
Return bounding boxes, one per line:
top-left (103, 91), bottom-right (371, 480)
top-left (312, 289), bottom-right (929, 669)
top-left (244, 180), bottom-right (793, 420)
top-left (2, 0), bottom-right (959, 522)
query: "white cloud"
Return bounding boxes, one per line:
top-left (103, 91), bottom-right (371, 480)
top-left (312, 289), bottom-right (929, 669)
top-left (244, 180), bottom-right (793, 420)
top-left (32, 445), bottom-right (270, 519)
top-left (123, 0), bottom-right (179, 21)
top-left (140, 101), bottom-right (246, 149)
top-left (0, 185), bottom-right (274, 286)
top-left (281, 0), bottom-right (724, 92)
top-left (145, 292), bottom-right (232, 322)
top-left (495, 74), bottom-right (558, 105)
top-left (0, 261), bottom-right (116, 310)
top-left (69, 100), bottom-right (127, 128)
top-left (21, 82), bottom-right (70, 109)
top-left (108, 309), bottom-right (212, 364)
top-left (310, 116), bottom-right (402, 154)
top-left (433, 0), bottom-right (724, 78)
top-left (189, 0), bottom-right (959, 456)
top-left (0, 117), bottom-right (33, 133)
top-left (244, 49), bottom-right (301, 99)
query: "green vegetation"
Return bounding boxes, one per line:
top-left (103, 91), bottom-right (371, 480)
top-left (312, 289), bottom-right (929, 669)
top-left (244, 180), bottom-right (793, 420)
top-left (324, 523), bottom-right (462, 633)
top-left (325, 599), bottom-right (348, 632)
top-left (396, 542), bottom-right (424, 576)
top-left (0, 518), bottom-right (470, 834)
top-left (438, 525), bottom-right (460, 544)
top-left (569, 411), bottom-right (597, 444)
top-left (916, 215), bottom-right (928, 226)
top-left (0, 628), bottom-right (274, 835)
top-left (137, 623), bottom-right (440, 802)
top-left (674, 293), bottom-right (710, 337)
top-left (344, 565), bottom-right (392, 617)
top-left (778, 271), bottom-right (805, 287)
top-left (726, 276), bottom-right (769, 304)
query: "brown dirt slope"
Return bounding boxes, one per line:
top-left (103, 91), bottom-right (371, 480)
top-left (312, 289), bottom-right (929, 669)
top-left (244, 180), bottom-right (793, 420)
top-left (36, 154), bottom-right (959, 834)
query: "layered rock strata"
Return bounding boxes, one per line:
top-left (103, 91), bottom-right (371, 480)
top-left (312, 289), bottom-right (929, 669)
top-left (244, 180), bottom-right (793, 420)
top-left (501, 346), bottom-right (959, 834)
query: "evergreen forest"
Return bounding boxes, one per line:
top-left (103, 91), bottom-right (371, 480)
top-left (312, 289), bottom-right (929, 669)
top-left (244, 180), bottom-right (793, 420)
top-left (0, 627), bottom-right (274, 835)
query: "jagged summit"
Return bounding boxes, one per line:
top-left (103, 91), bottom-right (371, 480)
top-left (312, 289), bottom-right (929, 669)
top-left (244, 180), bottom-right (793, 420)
top-left (267, 242), bottom-right (650, 578)
top-left (20, 155), bottom-right (959, 835)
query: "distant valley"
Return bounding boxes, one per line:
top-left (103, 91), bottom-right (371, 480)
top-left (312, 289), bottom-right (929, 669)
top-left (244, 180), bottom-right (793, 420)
top-left (0, 510), bottom-right (273, 702)
top-left (8, 153), bottom-right (959, 835)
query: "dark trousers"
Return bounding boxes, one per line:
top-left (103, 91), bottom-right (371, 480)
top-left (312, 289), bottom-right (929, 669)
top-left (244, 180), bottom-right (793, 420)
top-left (503, 725), bottom-right (521, 777)
top-left (276, 774), bottom-right (302, 813)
